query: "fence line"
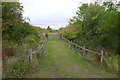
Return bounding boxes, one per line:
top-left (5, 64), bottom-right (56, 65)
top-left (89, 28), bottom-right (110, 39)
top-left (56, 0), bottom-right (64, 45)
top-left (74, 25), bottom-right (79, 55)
top-left (61, 36), bottom-right (104, 65)
top-left (48, 35), bottom-right (60, 40)
top-left (3, 38), bottom-right (47, 78)
top-left (15, 38), bottom-right (47, 62)
top-left (27, 38), bottom-right (47, 61)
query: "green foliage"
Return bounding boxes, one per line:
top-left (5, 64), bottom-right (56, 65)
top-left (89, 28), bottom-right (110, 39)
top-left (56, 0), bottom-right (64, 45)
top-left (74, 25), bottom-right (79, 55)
top-left (63, 31), bottom-right (79, 41)
top-left (2, 2), bottom-right (44, 78)
top-left (2, 2), bottom-right (23, 33)
top-left (60, 22), bottom-right (81, 41)
top-left (59, 27), bottom-right (64, 30)
top-left (60, 1), bottom-right (119, 73)
top-left (96, 10), bottom-right (118, 50)
top-left (2, 2), bottom-right (42, 49)
top-left (104, 55), bottom-right (118, 72)
top-left (47, 26), bottom-right (53, 32)
top-left (61, 1), bottom-right (119, 54)
top-left (5, 59), bottom-right (32, 78)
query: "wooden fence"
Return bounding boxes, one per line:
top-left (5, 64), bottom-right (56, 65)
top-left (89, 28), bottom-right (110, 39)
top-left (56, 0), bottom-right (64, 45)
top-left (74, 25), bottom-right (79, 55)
top-left (28, 38), bottom-right (47, 61)
top-left (3, 38), bottom-right (47, 78)
top-left (61, 36), bottom-right (105, 65)
top-left (17, 38), bottom-right (47, 62)
top-left (48, 35), bottom-right (60, 40)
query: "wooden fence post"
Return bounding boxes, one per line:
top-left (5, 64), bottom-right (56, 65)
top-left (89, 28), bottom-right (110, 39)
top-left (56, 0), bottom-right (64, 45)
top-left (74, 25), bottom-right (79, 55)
top-left (71, 44), bottom-right (73, 50)
top-left (83, 46), bottom-right (86, 56)
top-left (100, 50), bottom-right (104, 65)
top-left (28, 49), bottom-right (32, 61)
top-left (68, 43), bottom-right (71, 48)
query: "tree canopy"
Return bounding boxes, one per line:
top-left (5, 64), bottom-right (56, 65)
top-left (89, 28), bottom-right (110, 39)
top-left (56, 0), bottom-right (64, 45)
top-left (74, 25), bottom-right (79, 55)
top-left (47, 26), bottom-right (53, 32)
top-left (60, 1), bottom-right (119, 54)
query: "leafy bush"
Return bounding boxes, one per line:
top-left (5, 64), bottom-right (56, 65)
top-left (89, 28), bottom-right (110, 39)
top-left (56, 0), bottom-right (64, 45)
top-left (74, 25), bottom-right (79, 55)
top-left (104, 54), bottom-right (118, 73)
top-left (2, 2), bottom-right (44, 78)
top-left (60, 1), bottom-right (119, 54)
top-left (5, 59), bottom-right (33, 78)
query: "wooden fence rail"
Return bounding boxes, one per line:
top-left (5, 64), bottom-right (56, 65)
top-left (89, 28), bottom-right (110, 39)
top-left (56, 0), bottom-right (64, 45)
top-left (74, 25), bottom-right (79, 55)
top-left (27, 38), bottom-right (47, 61)
top-left (61, 36), bottom-right (104, 65)
top-left (48, 35), bottom-right (60, 40)
top-left (17, 38), bottom-right (47, 61)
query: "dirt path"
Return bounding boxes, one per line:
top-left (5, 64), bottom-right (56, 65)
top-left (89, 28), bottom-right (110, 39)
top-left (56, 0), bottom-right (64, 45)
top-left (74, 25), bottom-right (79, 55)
top-left (25, 38), bottom-right (117, 78)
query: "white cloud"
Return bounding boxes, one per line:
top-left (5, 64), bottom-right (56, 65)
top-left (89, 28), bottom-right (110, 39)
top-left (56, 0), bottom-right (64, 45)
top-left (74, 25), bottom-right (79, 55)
top-left (19, 0), bottom-right (92, 29)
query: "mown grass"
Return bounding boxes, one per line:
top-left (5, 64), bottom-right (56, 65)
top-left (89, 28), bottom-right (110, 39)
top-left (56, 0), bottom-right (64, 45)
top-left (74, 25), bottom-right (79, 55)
top-left (25, 39), bottom-right (118, 78)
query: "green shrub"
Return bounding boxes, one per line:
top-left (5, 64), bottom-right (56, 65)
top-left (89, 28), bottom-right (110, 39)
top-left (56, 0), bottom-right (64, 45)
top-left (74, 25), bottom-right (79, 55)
top-left (104, 55), bottom-right (118, 73)
top-left (5, 59), bottom-right (33, 78)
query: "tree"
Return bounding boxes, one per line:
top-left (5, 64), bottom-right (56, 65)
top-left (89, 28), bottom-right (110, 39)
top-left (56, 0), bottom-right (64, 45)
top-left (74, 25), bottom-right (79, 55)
top-left (96, 7), bottom-right (119, 52)
top-left (61, 1), bottom-right (119, 54)
top-left (47, 26), bottom-right (53, 32)
top-left (2, 2), bottom-right (23, 35)
top-left (2, 2), bottom-right (39, 47)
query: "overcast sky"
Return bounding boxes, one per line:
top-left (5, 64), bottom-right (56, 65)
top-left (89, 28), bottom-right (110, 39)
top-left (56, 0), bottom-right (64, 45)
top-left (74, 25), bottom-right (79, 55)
top-left (19, 0), bottom-right (93, 30)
